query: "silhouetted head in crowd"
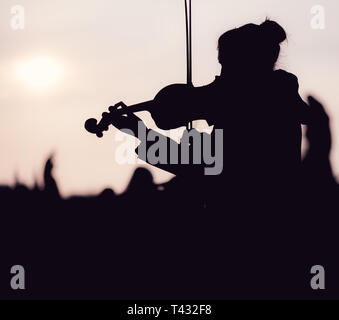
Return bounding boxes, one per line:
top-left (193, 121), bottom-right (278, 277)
top-left (126, 167), bottom-right (156, 194)
top-left (218, 20), bottom-right (287, 76)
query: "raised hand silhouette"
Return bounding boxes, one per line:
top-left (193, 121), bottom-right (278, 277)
top-left (43, 155), bottom-right (60, 199)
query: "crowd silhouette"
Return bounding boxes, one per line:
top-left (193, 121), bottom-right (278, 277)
top-left (1, 20), bottom-right (339, 299)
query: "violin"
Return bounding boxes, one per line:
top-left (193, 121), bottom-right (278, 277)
top-left (85, 84), bottom-right (201, 137)
top-left (85, 1), bottom-right (197, 137)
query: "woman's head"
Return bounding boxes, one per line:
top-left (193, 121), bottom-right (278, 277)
top-left (218, 20), bottom-right (287, 73)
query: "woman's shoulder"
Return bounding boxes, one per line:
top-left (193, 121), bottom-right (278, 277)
top-left (273, 69), bottom-right (299, 90)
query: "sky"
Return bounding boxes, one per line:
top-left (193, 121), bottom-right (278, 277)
top-left (0, 0), bottom-right (338, 196)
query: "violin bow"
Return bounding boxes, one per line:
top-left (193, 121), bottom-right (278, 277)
top-left (185, 0), bottom-right (193, 130)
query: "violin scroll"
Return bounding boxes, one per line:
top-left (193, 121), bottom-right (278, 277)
top-left (85, 111), bottom-right (113, 138)
top-left (85, 118), bottom-right (103, 138)
top-left (85, 102), bottom-right (133, 138)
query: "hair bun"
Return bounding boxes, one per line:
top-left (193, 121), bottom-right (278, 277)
top-left (260, 20), bottom-right (286, 44)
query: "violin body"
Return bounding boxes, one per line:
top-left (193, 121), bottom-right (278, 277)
top-left (151, 83), bottom-right (196, 130)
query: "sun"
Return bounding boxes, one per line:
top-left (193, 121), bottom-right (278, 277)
top-left (16, 57), bottom-right (62, 90)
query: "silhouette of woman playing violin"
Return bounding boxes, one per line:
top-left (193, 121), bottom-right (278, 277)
top-left (101, 19), bottom-right (313, 295)
top-left (110, 20), bottom-right (309, 196)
